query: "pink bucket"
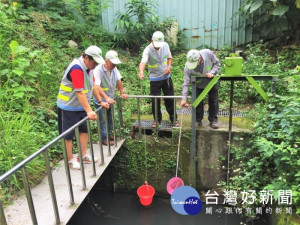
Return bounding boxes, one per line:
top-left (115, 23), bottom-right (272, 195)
top-left (166, 177), bottom-right (184, 195)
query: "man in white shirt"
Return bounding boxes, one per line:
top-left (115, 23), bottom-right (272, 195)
top-left (139, 31), bottom-right (178, 127)
top-left (93, 50), bottom-right (128, 145)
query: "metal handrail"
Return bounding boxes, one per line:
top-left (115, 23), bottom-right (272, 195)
top-left (127, 95), bottom-right (188, 99)
top-left (0, 105), bottom-right (116, 225)
top-left (0, 106), bottom-right (101, 184)
top-left (0, 95), bottom-right (190, 225)
top-left (125, 95), bottom-right (191, 139)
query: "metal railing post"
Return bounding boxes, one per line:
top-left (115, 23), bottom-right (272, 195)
top-left (0, 199), bottom-right (7, 225)
top-left (104, 109), bottom-right (111, 156)
top-left (75, 127), bottom-right (87, 190)
top-left (227, 80), bottom-right (234, 186)
top-left (61, 139), bottom-right (74, 205)
top-left (137, 98), bottom-right (142, 142)
top-left (111, 104), bottom-right (117, 147)
top-left (21, 167), bottom-right (38, 225)
top-left (44, 150), bottom-right (60, 225)
top-left (191, 77), bottom-right (197, 187)
top-left (116, 97), bottom-right (124, 137)
top-left (87, 120), bottom-right (96, 176)
top-left (173, 97), bottom-right (176, 126)
top-left (96, 111), bottom-right (105, 166)
top-left (155, 98), bottom-right (158, 135)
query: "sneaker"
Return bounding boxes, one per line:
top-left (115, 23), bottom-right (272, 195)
top-left (210, 121), bottom-right (219, 129)
top-left (102, 140), bottom-right (114, 146)
top-left (196, 121), bottom-right (202, 127)
top-left (77, 154), bottom-right (98, 164)
top-left (69, 157), bottom-right (80, 170)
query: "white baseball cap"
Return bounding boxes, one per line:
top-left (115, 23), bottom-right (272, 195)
top-left (152, 31), bottom-right (165, 48)
top-left (85, 45), bottom-right (105, 64)
top-left (105, 50), bottom-right (121, 64)
top-left (186, 49), bottom-right (201, 70)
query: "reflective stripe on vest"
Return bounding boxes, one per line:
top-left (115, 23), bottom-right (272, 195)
top-left (148, 60), bottom-right (167, 68)
top-left (58, 93), bottom-right (70, 101)
top-left (59, 84), bottom-right (88, 101)
top-left (148, 64), bottom-right (158, 68)
top-left (60, 84), bottom-right (72, 92)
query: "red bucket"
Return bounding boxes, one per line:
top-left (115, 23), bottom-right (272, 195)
top-left (137, 183), bottom-right (155, 206)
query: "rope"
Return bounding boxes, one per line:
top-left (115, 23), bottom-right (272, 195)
top-left (175, 108), bottom-right (184, 177)
top-left (144, 128), bottom-right (147, 181)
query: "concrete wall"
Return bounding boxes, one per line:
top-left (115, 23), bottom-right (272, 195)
top-left (195, 128), bottom-right (251, 189)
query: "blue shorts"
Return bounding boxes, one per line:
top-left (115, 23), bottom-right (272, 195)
top-left (57, 108), bottom-right (88, 140)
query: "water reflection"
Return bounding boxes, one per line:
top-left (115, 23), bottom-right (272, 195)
top-left (67, 188), bottom-right (267, 225)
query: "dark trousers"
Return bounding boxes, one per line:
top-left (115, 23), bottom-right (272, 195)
top-left (150, 77), bottom-right (177, 123)
top-left (196, 83), bottom-right (219, 122)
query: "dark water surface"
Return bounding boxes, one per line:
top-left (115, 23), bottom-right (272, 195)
top-left (67, 187), bottom-right (269, 225)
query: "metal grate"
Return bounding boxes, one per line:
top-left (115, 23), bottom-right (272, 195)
top-left (133, 120), bottom-right (176, 130)
top-left (161, 108), bottom-right (246, 117)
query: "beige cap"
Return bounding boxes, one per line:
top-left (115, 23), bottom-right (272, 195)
top-left (85, 45), bottom-right (105, 64)
top-left (186, 49), bottom-right (201, 70)
top-left (152, 31), bottom-right (165, 48)
top-left (105, 50), bottom-right (121, 64)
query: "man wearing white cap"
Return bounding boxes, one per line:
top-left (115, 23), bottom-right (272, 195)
top-left (139, 31), bottom-right (178, 127)
top-left (57, 45), bottom-right (109, 169)
top-left (93, 50), bottom-right (128, 145)
top-left (180, 49), bottom-right (220, 129)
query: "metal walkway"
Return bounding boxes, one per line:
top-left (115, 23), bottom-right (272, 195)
top-left (3, 140), bottom-right (125, 225)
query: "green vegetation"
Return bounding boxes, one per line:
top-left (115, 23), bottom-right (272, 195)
top-left (113, 0), bottom-right (175, 52)
top-left (0, 0), bottom-right (299, 217)
top-left (109, 133), bottom-right (191, 195)
top-left (238, 0), bottom-right (300, 45)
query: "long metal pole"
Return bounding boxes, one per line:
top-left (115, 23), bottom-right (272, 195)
top-left (128, 95), bottom-right (184, 99)
top-left (75, 127), bottom-right (86, 190)
top-left (44, 150), bottom-right (60, 224)
top-left (21, 167), bottom-right (38, 225)
top-left (87, 120), bottom-right (96, 176)
top-left (61, 139), bottom-right (74, 205)
top-left (0, 199), bottom-right (7, 225)
top-left (227, 80), bottom-right (234, 186)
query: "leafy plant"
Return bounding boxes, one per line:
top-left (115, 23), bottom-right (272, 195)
top-left (227, 72), bottom-right (300, 214)
top-left (238, 0), bottom-right (300, 45)
top-left (113, 0), bottom-right (175, 52)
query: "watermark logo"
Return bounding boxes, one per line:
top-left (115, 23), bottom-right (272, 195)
top-left (171, 186), bottom-right (202, 215)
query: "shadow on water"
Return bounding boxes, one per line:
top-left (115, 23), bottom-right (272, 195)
top-left (67, 187), bottom-right (269, 225)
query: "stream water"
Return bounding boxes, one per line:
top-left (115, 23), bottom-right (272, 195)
top-left (67, 186), bottom-right (269, 225)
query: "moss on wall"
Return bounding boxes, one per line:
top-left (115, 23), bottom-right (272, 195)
top-left (108, 130), bottom-right (191, 196)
